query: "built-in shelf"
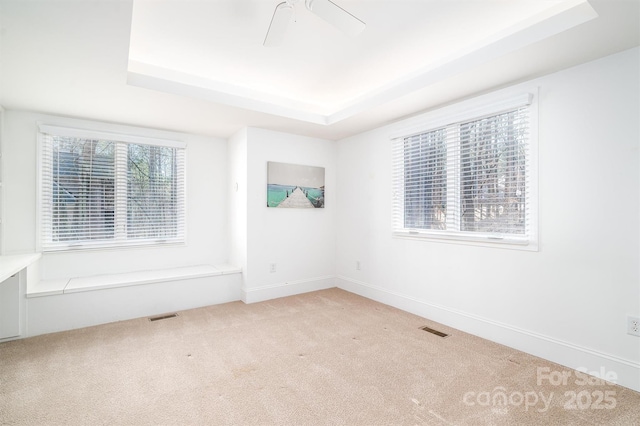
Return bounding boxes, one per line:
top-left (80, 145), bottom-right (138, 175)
top-left (0, 253), bottom-right (41, 283)
top-left (0, 253), bottom-right (41, 340)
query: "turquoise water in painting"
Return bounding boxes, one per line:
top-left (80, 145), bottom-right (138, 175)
top-left (302, 187), bottom-right (324, 208)
top-left (267, 184), bottom-right (297, 207)
top-left (267, 184), bottom-right (324, 208)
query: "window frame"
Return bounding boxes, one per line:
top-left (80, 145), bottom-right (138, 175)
top-left (36, 122), bottom-right (187, 252)
top-left (391, 91), bottom-right (538, 251)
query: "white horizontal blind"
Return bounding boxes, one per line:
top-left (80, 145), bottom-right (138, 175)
top-left (40, 130), bottom-right (185, 250)
top-left (126, 143), bottom-right (185, 242)
top-left (459, 109), bottom-right (528, 236)
top-left (41, 135), bottom-right (117, 246)
top-left (400, 128), bottom-right (448, 230)
top-left (392, 97), bottom-right (531, 244)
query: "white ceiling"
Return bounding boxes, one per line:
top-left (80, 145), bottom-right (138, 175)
top-left (1, 0), bottom-right (639, 140)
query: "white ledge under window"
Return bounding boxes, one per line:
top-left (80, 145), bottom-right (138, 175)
top-left (393, 230), bottom-right (536, 251)
top-left (27, 264), bottom-right (241, 298)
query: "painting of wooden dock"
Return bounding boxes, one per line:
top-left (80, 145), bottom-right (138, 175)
top-left (267, 162), bottom-right (325, 208)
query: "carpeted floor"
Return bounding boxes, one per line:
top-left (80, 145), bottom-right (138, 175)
top-left (1, 288), bottom-right (639, 425)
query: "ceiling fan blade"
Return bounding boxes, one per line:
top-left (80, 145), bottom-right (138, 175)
top-left (264, 2), bottom-right (294, 47)
top-left (305, 0), bottom-right (365, 37)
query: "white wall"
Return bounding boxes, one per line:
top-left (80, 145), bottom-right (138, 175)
top-left (1, 111), bottom-right (229, 278)
top-left (335, 47), bottom-right (640, 391)
top-left (0, 106), bottom-right (5, 255)
top-left (228, 128), bottom-right (248, 281)
top-left (241, 127), bottom-right (336, 302)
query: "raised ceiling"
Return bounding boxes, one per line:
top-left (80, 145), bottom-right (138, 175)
top-left (1, 0), bottom-right (639, 140)
top-left (128, 0), bottom-right (593, 123)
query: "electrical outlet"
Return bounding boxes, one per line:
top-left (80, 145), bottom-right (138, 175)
top-left (269, 263), bottom-right (276, 273)
top-left (628, 316), bottom-right (640, 337)
top-left (356, 261), bottom-right (361, 271)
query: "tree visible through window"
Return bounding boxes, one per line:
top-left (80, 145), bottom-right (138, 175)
top-left (459, 110), bottom-right (527, 235)
top-left (51, 137), bottom-right (116, 242)
top-left (403, 129), bottom-right (447, 230)
top-left (392, 97), bottom-right (533, 246)
top-left (127, 144), bottom-right (180, 240)
top-left (40, 128), bottom-right (185, 250)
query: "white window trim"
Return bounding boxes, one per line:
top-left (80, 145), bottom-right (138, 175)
top-left (36, 121), bottom-right (188, 253)
top-left (391, 89), bottom-right (539, 251)
top-left (37, 124), bottom-right (187, 149)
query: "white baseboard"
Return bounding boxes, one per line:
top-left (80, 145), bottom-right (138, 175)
top-left (336, 275), bottom-right (640, 393)
top-left (26, 274), bottom-right (242, 337)
top-left (242, 275), bottom-right (335, 304)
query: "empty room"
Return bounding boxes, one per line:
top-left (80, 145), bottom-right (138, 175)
top-left (1, 0), bottom-right (639, 424)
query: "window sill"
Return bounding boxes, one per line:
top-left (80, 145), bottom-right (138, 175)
top-left (27, 264), bottom-right (241, 298)
top-left (42, 240), bottom-right (186, 253)
top-left (393, 231), bottom-right (538, 251)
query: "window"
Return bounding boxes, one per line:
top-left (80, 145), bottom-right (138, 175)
top-left (39, 124), bottom-right (186, 251)
top-left (392, 93), bottom-right (537, 248)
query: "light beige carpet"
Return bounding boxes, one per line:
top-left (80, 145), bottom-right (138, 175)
top-left (1, 288), bottom-right (638, 425)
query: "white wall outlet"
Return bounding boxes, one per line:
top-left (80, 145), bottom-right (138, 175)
top-left (356, 261), bottom-right (361, 271)
top-left (628, 315), bottom-right (640, 337)
top-left (269, 263), bottom-right (276, 273)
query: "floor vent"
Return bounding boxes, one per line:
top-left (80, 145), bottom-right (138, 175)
top-left (149, 313), bottom-right (179, 322)
top-left (420, 325), bottom-right (449, 338)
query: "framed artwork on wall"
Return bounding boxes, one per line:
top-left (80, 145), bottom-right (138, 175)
top-left (267, 162), bottom-right (325, 208)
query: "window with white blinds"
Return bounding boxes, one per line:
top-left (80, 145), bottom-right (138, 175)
top-left (392, 93), bottom-right (536, 248)
top-left (39, 125), bottom-right (186, 251)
